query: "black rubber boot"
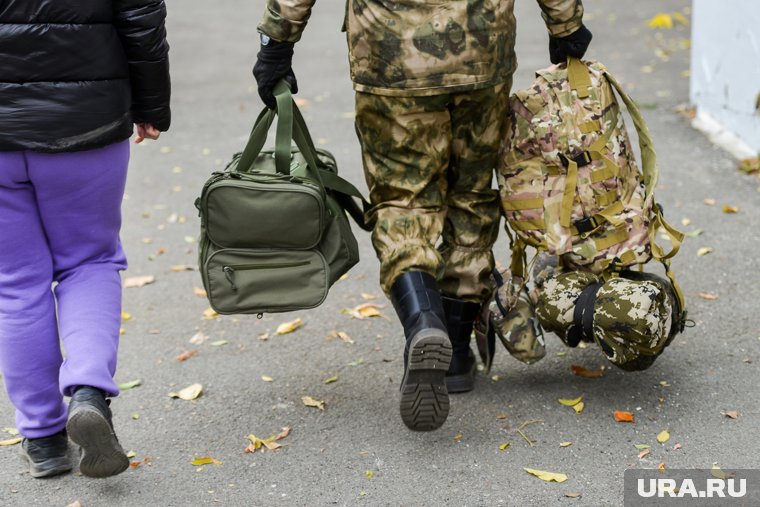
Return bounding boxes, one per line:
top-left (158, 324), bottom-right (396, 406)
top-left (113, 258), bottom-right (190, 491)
top-left (20, 430), bottom-right (73, 478)
top-left (66, 386), bottom-right (129, 478)
top-left (390, 271), bottom-right (452, 431)
top-left (442, 297), bottom-right (481, 393)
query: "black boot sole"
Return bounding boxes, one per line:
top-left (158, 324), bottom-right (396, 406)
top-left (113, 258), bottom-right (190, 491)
top-left (67, 407), bottom-right (129, 478)
top-left (399, 329), bottom-right (452, 431)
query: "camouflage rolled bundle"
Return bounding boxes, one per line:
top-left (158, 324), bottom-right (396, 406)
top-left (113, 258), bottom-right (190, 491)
top-left (475, 269), bottom-right (546, 371)
top-left (535, 270), bottom-right (683, 371)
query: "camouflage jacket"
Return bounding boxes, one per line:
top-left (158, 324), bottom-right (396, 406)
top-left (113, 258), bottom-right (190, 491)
top-left (259, 0), bottom-right (584, 97)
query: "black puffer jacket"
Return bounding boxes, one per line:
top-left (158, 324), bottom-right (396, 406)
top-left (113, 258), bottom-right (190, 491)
top-left (0, 0), bottom-right (171, 152)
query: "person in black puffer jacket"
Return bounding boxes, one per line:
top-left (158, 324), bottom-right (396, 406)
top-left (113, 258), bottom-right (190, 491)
top-left (0, 0), bottom-right (170, 479)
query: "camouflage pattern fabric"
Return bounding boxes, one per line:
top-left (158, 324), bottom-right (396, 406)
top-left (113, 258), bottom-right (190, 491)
top-left (258, 0), bottom-right (584, 97)
top-left (488, 269), bottom-right (546, 365)
top-left (354, 83), bottom-right (510, 300)
top-left (499, 60), bottom-right (652, 273)
top-left (535, 269), bottom-right (678, 371)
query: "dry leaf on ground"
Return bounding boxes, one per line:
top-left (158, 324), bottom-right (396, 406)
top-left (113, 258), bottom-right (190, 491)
top-left (261, 375), bottom-right (274, 383)
top-left (66, 501), bottom-right (84, 507)
top-left (191, 457), bottom-right (221, 466)
top-left (658, 463), bottom-right (666, 473)
top-left (342, 303), bottom-right (384, 319)
top-left (189, 332), bottom-right (209, 345)
top-left (614, 411), bottom-right (635, 423)
top-left (302, 396), bottom-right (325, 410)
top-left (722, 411), bottom-right (740, 419)
top-left (722, 204), bottom-right (739, 214)
top-left (0, 437), bottom-right (22, 446)
top-left (571, 365), bottom-right (604, 378)
top-left (697, 247), bottom-right (713, 257)
top-left (245, 427), bottom-right (291, 453)
top-left (118, 379), bottom-right (142, 391)
top-left (558, 395), bottom-right (583, 406)
top-left (202, 308), bottom-right (218, 320)
top-left (170, 265), bottom-right (196, 272)
top-left (698, 292), bottom-right (719, 300)
top-left (324, 375), bottom-right (339, 384)
top-left (276, 318), bottom-right (303, 335)
top-left (657, 430), bottom-right (671, 443)
top-left (124, 275), bottom-right (155, 288)
top-left (560, 442), bottom-right (572, 448)
top-left (169, 383), bottom-right (203, 401)
top-left (193, 287), bottom-right (207, 298)
top-left (572, 402), bottom-right (585, 414)
top-left (499, 442), bottom-right (510, 451)
top-left (703, 198), bottom-right (716, 206)
top-left (523, 468), bottom-right (568, 483)
top-left (564, 492), bottom-right (581, 499)
top-left (639, 449), bottom-right (651, 459)
top-left (175, 350), bottom-right (198, 362)
top-left (328, 330), bottom-right (355, 344)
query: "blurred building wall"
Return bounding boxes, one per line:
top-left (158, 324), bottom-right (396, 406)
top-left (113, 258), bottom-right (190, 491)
top-left (690, 0), bottom-right (760, 154)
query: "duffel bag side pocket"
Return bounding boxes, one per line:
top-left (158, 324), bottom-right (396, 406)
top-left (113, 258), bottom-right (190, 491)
top-left (204, 247), bottom-right (329, 314)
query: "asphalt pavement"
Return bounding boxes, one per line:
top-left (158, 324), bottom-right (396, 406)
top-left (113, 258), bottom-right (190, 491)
top-left (2, 0), bottom-right (759, 505)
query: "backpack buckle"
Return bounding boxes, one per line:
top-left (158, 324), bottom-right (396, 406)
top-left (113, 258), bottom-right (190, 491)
top-left (559, 151), bottom-right (593, 168)
top-left (573, 216), bottom-right (598, 234)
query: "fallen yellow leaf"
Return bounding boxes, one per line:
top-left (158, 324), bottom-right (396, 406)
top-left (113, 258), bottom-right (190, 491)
top-left (523, 467), bottom-right (568, 483)
top-left (324, 375), bottom-right (339, 384)
top-left (722, 410), bottom-right (740, 419)
top-left (499, 442), bottom-right (510, 451)
top-left (193, 287), bottom-right (207, 298)
top-left (276, 318), bottom-right (303, 335)
top-left (657, 430), bottom-right (670, 443)
top-left (202, 308), bottom-right (218, 320)
top-left (711, 465), bottom-right (734, 480)
top-left (572, 401), bottom-right (585, 414)
top-left (118, 379), bottom-right (142, 391)
top-left (302, 396), bottom-right (325, 410)
top-left (722, 204), bottom-right (739, 214)
top-left (453, 433), bottom-right (463, 441)
top-left (703, 198), bottom-right (716, 206)
top-left (189, 332), bottom-right (209, 345)
top-left (261, 375), bottom-right (274, 383)
top-left (169, 383), bottom-right (203, 401)
top-left (680, 218), bottom-right (691, 227)
top-left (360, 293), bottom-right (377, 300)
top-left (559, 395), bottom-right (583, 406)
top-left (696, 247), bottom-right (713, 257)
top-left (121, 311), bottom-right (132, 322)
top-left (639, 449), bottom-right (651, 459)
top-left (341, 303), bottom-right (385, 320)
top-left (647, 13), bottom-right (674, 29)
top-left (191, 457), bottom-right (221, 466)
top-left (658, 463), bottom-right (666, 473)
top-left (366, 470), bottom-right (374, 478)
top-left (560, 442), bottom-right (572, 448)
top-left (698, 292), bottom-right (719, 300)
top-left (0, 437), bottom-right (22, 446)
top-left (124, 275), bottom-right (155, 288)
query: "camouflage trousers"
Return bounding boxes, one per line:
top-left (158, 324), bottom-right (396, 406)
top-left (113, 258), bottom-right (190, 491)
top-left (354, 82), bottom-right (511, 301)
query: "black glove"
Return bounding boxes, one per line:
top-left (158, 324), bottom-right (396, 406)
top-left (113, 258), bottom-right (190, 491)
top-left (252, 34), bottom-right (298, 109)
top-left (549, 24), bottom-right (592, 64)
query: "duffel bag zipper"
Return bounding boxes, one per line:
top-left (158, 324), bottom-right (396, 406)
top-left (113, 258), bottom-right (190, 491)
top-left (222, 261), bottom-right (310, 291)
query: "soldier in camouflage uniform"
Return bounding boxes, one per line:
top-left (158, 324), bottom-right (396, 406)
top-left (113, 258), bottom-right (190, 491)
top-left (254, 0), bottom-right (591, 431)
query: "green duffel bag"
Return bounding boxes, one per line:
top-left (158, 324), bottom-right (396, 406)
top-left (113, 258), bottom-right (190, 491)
top-left (197, 82), bottom-right (371, 315)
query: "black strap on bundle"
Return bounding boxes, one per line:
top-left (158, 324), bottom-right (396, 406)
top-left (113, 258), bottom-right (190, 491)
top-left (564, 282), bottom-right (603, 347)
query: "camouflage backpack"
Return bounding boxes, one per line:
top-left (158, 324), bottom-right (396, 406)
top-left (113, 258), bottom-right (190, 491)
top-left (490, 58), bottom-right (687, 370)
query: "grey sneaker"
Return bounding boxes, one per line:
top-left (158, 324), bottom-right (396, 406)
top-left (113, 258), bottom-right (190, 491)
top-left (20, 430), bottom-right (73, 478)
top-left (66, 386), bottom-right (129, 478)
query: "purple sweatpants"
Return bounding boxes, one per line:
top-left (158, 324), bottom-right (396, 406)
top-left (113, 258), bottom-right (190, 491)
top-left (0, 141), bottom-right (129, 438)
